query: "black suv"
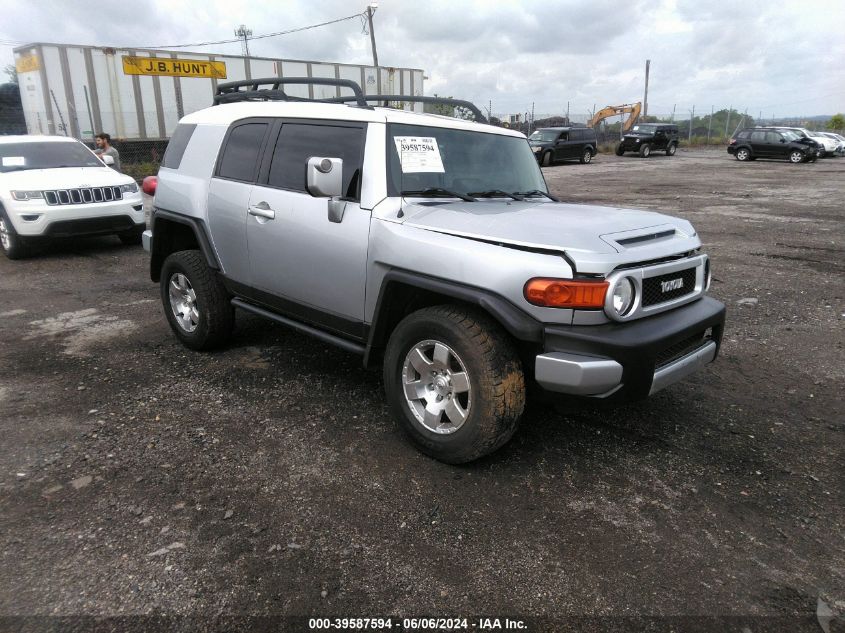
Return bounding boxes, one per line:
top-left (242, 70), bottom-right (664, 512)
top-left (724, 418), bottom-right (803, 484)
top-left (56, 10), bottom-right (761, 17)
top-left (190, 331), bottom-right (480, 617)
top-left (616, 123), bottom-right (679, 157)
top-left (529, 126), bottom-right (597, 165)
top-left (727, 127), bottom-right (819, 163)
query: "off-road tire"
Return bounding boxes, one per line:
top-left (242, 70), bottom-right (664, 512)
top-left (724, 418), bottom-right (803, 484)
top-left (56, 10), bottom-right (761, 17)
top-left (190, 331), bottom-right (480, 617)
top-left (735, 147), bottom-right (751, 161)
top-left (638, 143), bottom-right (651, 158)
top-left (383, 305), bottom-right (525, 464)
top-left (666, 143), bottom-right (677, 156)
top-left (615, 143), bottom-right (625, 156)
top-left (118, 227), bottom-right (144, 246)
top-left (160, 249), bottom-right (233, 350)
top-left (0, 209), bottom-right (30, 260)
top-left (542, 151), bottom-right (552, 167)
top-left (580, 148), bottom-right (593, 164)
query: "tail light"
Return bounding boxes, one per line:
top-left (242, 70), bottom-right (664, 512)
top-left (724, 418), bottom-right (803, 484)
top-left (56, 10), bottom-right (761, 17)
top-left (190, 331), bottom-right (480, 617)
top-left (142, 176), bottom-right (157, 196)
top-left (729, 138), bottom-right (737, 144)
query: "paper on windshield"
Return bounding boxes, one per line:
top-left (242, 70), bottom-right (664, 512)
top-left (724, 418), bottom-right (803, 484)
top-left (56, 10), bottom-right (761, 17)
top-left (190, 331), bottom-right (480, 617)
top-left (393, 136), bottom-right (445, 173)
top-left (2, 156), bottom-right (25, 167)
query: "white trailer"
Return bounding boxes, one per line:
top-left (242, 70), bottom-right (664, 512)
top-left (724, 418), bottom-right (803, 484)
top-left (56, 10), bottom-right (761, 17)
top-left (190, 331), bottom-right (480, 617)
top-left (13, 42), bottom-right (425, 140)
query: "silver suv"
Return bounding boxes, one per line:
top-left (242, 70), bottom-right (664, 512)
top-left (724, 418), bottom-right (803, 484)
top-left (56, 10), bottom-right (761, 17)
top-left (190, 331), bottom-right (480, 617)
top-left (144, 79), bottom-right (726, 463)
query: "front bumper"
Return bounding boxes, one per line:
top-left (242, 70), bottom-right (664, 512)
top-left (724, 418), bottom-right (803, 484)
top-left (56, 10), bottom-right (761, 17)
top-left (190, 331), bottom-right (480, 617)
top-left (6, 197), bottom-right (145, 237)
top-left (534, 296), bottom-right (726, 399)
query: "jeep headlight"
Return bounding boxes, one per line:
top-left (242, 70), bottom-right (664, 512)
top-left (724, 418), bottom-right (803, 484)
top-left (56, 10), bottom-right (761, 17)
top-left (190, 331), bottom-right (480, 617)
top-left (120, 182), bottom-right (139, 194)
top-left (11, 190), bottom-right (44, 201)
top-left (610, 277), bottom-right (635, 316)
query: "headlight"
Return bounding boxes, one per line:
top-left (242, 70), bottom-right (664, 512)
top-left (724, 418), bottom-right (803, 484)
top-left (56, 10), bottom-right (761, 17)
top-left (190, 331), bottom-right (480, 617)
top-left (120, 182), bottom-right (139, 194)
top-left (11, 190), bottom-right (44, 201)
top-left (610, 277), bottom-right (635, 316)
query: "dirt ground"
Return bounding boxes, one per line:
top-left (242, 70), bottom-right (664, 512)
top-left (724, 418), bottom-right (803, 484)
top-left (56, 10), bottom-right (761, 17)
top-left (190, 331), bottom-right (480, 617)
top-left (0, 148), bottom-right (842, 632)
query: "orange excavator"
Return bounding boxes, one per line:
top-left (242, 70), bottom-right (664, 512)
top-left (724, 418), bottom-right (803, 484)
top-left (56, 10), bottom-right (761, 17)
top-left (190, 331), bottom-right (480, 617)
top-left (588, 102), bottom-right (642, 132)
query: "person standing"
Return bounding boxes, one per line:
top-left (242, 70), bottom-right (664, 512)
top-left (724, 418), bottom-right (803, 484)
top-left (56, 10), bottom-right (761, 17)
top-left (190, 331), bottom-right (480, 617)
top-left (94, 133), bottom-right (121, 171)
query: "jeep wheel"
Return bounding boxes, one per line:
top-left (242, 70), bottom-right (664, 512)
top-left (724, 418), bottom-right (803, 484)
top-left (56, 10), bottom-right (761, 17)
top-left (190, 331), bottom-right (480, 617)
top-left (735, 148), bottom-right (751, 161)
top-left (615, 143), bottom-right (625, 156)
top-left (541, 151), bottom-right (552, 167)
top-left (666, 143), bottom-right (677, 156)
top-left (383, 305), bottom-right (525, 464)
top-left (789, 150), bottom-right (805, 164)
top-left (0, 210), bottom-right (30, 260)
top-left (579, 148), bottom-right (593, 164)
top-left (639, 143), bottom-right (651, 158)
top-left (160, 250), bottom-right (234, 350)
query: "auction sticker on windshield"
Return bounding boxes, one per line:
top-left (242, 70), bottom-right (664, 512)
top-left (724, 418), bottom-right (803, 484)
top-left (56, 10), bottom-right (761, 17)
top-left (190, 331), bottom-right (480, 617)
top-left (394, 136), bottom-right (445, 173)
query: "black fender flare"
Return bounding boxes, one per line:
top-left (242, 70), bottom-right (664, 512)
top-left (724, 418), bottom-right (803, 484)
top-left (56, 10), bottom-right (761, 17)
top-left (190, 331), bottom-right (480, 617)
top-left (149, 208), bottom-right (219, 281)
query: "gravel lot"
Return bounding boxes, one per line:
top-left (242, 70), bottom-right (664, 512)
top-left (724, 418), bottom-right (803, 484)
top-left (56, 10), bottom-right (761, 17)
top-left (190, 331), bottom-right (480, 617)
top-left (0, 148), bottom-right (842, 632)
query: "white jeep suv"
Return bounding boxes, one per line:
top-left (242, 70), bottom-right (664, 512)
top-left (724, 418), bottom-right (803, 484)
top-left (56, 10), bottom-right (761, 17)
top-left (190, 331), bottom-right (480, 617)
top-left (0, 135), bottom-right (145, 259)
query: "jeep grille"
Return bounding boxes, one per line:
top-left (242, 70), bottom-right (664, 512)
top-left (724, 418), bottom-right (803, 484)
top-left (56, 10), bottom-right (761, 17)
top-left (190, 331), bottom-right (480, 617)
top-left (43, 187), bottom-right (123, 206)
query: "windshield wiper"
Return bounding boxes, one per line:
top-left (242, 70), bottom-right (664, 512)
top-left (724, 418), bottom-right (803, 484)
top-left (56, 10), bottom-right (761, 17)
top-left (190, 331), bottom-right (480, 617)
top-left (468, 189), bottom-right (524, 201)
top-left (514, 190), bottom-right (559, 201)
top-left (401, 188), bottom-right (476, 202)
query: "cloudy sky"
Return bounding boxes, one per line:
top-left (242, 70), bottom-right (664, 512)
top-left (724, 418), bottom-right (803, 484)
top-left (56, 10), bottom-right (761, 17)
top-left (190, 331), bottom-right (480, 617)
top-left (1, 0), bottom-right (843, 120)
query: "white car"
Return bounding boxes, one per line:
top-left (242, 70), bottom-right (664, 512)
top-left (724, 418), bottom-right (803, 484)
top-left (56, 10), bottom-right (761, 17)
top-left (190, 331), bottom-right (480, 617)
top-left (0, 135), bottom-right (145, 259)
top-left (806, 131), bottom-right (839, 157)
top-left (819, 132), bottom-right (845, 156)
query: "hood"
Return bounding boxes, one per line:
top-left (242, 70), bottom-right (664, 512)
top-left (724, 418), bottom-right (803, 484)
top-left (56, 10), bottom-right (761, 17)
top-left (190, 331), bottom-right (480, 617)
top-left (623, 131), bottom-right (653, 138)
top-left (400, 199), bottom-right (701, 272)
top-left (0, 167), bottom-right (133, 191)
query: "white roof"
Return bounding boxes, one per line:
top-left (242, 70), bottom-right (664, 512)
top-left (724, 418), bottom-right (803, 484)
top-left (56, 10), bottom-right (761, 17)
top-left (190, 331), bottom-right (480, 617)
top-left (181, 101), bottom-right (526, 138)
top-left (0, 135), bottom-right (81, 144)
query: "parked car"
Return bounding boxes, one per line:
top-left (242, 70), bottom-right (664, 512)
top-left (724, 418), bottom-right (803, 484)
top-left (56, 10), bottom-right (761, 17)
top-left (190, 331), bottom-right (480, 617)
top-left (0, 135), bottom-right (144, 259)
top-left (818, 132), bottom-right (845, 156)
top-left (727, 128), bottom-right (819, 163)
top-left (144, 78), bottom-right (725, 464)
top-left (775, 127), bottom-right (827, 158)
top-left (528, 126), bottom-right (597, 165)
top-left (616, 123), bottom-right (679, 157)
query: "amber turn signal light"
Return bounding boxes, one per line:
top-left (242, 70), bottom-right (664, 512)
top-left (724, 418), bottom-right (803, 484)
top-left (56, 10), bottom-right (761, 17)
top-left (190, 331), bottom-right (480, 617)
top-left (524, 278), bottom-right (609, 308)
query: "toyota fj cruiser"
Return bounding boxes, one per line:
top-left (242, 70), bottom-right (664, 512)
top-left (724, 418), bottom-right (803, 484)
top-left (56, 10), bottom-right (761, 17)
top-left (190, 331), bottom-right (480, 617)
top-left (144, 78), bottom-right (725, 463)
top-left (616, 123), bottom-right (679, 157)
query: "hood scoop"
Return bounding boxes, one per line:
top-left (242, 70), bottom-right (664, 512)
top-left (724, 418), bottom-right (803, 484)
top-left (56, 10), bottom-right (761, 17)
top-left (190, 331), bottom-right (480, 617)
top-left (614, 228), bottom-right (676, 247)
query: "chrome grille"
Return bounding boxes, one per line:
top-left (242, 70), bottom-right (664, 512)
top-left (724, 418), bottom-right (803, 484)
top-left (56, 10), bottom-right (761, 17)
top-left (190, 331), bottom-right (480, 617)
top-left (44, 187), bottom-right (123, 206)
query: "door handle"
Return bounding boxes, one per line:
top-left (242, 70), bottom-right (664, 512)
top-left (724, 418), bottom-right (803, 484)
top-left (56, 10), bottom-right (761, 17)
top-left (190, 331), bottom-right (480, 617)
top-left (248, 202), bottom-right (275, 220)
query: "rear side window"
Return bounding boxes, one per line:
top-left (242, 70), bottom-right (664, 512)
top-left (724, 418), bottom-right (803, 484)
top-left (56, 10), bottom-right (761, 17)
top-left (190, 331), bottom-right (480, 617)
top-left (267, 123), bottom-right (365, 198)
top-left (737, 131), bottom-right (750, 139)
top-left (751, 131), bottom-right (767, 142)
top-left (162, 123), bottom-right (196, 169)
top-left (217, 122), bottom-right (268, 182)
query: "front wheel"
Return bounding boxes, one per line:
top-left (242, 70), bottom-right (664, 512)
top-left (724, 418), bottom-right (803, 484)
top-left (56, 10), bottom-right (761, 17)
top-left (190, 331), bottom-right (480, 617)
top-left (160, 250), bottom-right (234, 350)
top-left (541, 151), bottom-right (552, 167)
top-left (0, 211), bottom-right (30, 260)
top-left (580, 148), bottom-right (593, 164)
top-left (735, 148), bottom-right (751, 161)
top-left (383, 306), bottom-right (525, 464)
top-left (615, 143), bottom-right (625, 156)
top-left (639, 143), bottom-right (651, 158)
top-left (666, 143), bottom-right (677, 156)
top-left (789, 150), bottom-right (805, 164)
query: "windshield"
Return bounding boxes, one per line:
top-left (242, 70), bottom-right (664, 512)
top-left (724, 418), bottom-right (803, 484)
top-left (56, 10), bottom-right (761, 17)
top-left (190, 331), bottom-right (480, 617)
top-left (0, 141), bottom-right (103, 173)
top-left (528, 129), bottom-right (559, 142)
top-left (630, 124), bottom-right (657, 134)
top-left (387, 124), bottom-right (547, 197)
top-left (781, 131), bottom-right (800, 141)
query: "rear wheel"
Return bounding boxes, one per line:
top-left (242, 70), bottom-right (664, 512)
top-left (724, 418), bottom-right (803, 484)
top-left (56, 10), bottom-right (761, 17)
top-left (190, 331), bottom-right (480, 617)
top-left (0, 211), bottom-right (30, 260)
top-left (735, 147), bottom-right (751, 161)
top-left (666, 143), bottom-right (677, 156)
top-left (639, 143), bottom-right (651, 158)
top-left (579, 148), bottom-right (593, 164)
top-left (160, 250), bottom-right (234, 350)
top-left (789, 150), bottom-right (804, 164)
top-left (383, 305), bottom-right (525, 464)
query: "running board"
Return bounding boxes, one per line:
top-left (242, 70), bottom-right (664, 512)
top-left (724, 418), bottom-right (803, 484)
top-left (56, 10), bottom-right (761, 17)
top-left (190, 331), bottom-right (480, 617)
top-left (231, 298), bottom-right (366, 356)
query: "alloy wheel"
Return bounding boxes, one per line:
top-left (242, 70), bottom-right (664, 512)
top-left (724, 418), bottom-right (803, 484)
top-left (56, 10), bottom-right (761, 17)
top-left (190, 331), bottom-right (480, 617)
top-left (168, 273), bottom-right (200, 332)
top-left (0, 217), bottom-right (9, 251)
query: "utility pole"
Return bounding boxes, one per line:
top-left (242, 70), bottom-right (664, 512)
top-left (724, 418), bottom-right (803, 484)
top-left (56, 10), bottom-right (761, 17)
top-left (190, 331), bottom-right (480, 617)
top-left (725, 105), bottom-right (732, 138)
top-left (566, 101), bottom-right (570, 124)
top-left (366, 4), bottom-right (379, 67)
top-left (234, 24), bottom-right (252, 57)
top-left (643, 59), bottom-right (650, 118)
top-left (671, 104), bottom-right (676, 122)
top-left (530, 102), bottom-right (534, 135)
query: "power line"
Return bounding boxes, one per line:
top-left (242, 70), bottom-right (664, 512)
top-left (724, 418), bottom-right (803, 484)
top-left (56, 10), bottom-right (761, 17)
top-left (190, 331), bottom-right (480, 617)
top-left (139, 12), bottom-right (365, 50)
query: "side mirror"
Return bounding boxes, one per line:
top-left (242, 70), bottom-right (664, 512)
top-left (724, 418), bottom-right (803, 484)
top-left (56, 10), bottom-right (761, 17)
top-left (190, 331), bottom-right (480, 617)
top-left (306, 157), bottom-right (343, 198)
top-left (101, 154), bottom-right (115, 166)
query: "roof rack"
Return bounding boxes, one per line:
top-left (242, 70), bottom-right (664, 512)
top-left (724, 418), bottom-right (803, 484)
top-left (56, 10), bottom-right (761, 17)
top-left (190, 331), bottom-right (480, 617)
top-left (214, 77), bottom-right (369, 107)
top-left (213, 79), bottom-right (488, 124)
top-left (325, 95), bottom-right (488, 124)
